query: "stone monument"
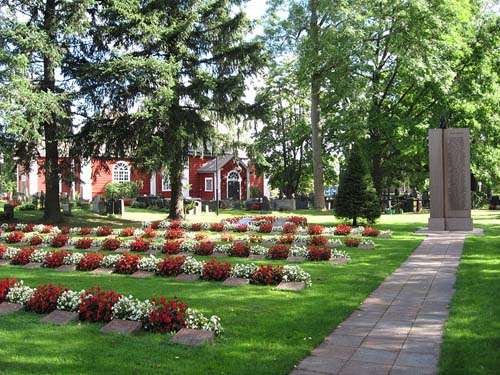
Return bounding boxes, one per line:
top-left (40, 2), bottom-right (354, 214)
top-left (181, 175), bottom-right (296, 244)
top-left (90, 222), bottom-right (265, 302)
top-left (428, 121), bottom-right (472, 231)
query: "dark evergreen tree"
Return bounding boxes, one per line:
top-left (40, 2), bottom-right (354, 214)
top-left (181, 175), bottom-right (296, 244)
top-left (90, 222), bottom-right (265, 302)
top-left (334, 144), bottom-right (380, 226)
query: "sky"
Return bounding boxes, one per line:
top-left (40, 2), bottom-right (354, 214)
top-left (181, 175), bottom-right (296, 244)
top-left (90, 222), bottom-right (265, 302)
top-left (245, 0), bottom-right (267, 21)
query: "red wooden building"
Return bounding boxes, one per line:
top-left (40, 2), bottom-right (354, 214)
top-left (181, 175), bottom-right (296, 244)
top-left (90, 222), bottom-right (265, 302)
top-left (17, 153), bottom-right (267, 202)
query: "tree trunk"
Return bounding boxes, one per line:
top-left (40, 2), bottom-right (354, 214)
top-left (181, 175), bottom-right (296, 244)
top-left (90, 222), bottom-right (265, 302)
top-left (371, 151), bottom-right (384, 199)
top-left (352, 216), bottom-right (357, 227)
top-left (309, 0), bottom-right (325, 209)
top-left (42, 0), bottom-right (62, 223)
top-left (168, 148), bottom-right (185, 220)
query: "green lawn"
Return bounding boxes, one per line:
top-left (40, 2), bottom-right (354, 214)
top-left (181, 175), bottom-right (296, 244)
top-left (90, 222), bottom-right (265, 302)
top-left (0, 209), bottom-right (499, 374)
top-left (439, 211), bottom-right (500, 375)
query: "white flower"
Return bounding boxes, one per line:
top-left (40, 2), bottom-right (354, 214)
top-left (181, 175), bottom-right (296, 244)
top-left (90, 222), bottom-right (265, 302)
top-left (50, 226), bottom-right (61, 234)
top-left (112, 295), bottom-right (154, 322)
top-left (293, 235), bottom-right (310, 244)
top-left (42, 235), bottom-right (54, 245)
top-left (180, 222), bottom-right (192, 230)
top-left (289, 245), bottom-right (308, 257)
top-left (63, 252), bottom-right (84, 265)
top-left (185, 308), bottom-right (223, 336)
top-left (133, 229), bottom-right (145, 237)
top-left (91, 239), bottom-right (103, 247)
top-left (350, 226), bottom-right (365, 237)
top-left (223, 223), bottom-right (236, 232)
top-left (141, 221), bottom-right (151, 229)
top-left (69, 227), bottom-right (81, 234)
top-left (158, 220), bottom-right (170, 229)
top-left (33, 224), bottom-right (45, 233)
top-left (379, 230), bottom-right (393, 238)
top-left (57, 289), bottom-right (84, 312)
top-left (271, 226), bottom-right (283, 233)
top-left (327, 239), bottom-right (343, 248)
top-left (247, 224), bottom-right (260, 232)
top-left (100, 254), bottom-right (122, 268)
top-left (250, 245), bottom-right (268, 256)
top-left (360, 239), bottom-right (375, 245)
top-left (200, 223), bottom-right (211, 231)
top-left (138, 255), bottom-right (160, 272)
top-left (112, 229), bottom-right (121, 235)
top-left (6, 281), bottom-right (36, 304)
top-left (282, 265), bottom-right (312, 287)
top-left (29, 249), bottom-right (48, 263)
top-left (149, 242), bottom-right (164, 251)
top-left (121, 240), bottom-right (133, 249)
top-left (230, 263), bottom-right (257, 279)
top-left (214, 243), bottom-right (232, 254)
top-left (331, 250), bottom-right (351, 259)
top-left (181, 256), bottom-right (204, 275)
top-left (2, 247), bottom-right (20, 260)
top-left (179, 241), bottom-right (196, 253)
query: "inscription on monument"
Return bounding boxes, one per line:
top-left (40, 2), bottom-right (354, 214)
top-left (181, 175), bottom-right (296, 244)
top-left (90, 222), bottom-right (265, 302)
top-left (447, 134), bottom-right (467, 211)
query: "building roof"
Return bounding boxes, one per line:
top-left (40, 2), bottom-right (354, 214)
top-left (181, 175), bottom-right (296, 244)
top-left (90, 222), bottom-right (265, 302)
top-left (197, 154), bottom-right (248, 173)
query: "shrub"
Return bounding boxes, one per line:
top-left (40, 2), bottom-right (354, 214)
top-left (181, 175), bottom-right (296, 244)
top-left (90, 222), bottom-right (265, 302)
top-left (252, 265), bottom-right (283, 285)
top-left (344, 237), bottom-right (361, 247)
top-left (102, 237), bottom-right (121, 251)
top-left (130, 237), bottom-right (150, 252)
top-left (96, 226), bottom-right (113, 236)
top-left (307, 246), bottom-right (331, 261)
top-left (267, 244), bottom-right (290, 260)
top-left (44, 250), bottom-right (70, 268)
top-left (29, 235), bottom-right (43, 246)
top-left (79, 287), bottom-right (122, 323)
top-left (0, 277), bottom-right (17, 302)
top-left (258, 223), bottom-right (273, 233)
top-left (157, 256), bottom-right (186, 277)
top-left (75, 238), bottom-right (94, 249)
top-left (50, 234), bottom-right (69, 248)
top-left (282, 223), bottom-right (298, 234)
top-left (230, 242), bottom-right (251, 257)
top-left (114, 254), bottom-right (140, 274)
top-left (131, 201), bottom-right (147, 209)
top-left (78, 253), bottom-right (105, 271)
top-left (202, 258), bottom-right (231, 281)
top-left (307, 224), bottom-right (324, 235)
top-left (7, 231), bottom-right (24, 244)
top-left (26, 283), bottom-right (68, 314)
top-left (194, 241), bottom-right (216, 256)
top-left (162, 240), bottom-right (183, 254)
top-left (146, 296), bottom-right (188, 333)
top-left (334, 223), bottom-right (352, 236)
top-left (18, 203), bottom-right (36, 211)
top-left (363, 226), bottom-right (380, 237)
top-left (120, 227), bottom-right (135, 237)
top-left (166, 228), bottom-right (185, 239)
top-left (11, 247), bottom-right (36, 265)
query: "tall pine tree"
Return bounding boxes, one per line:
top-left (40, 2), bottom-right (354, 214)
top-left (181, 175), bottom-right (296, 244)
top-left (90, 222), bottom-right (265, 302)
top-left (334, 144), bottom-right (380, 226)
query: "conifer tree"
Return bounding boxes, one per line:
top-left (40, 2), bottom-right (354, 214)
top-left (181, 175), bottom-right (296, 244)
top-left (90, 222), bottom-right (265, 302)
top-left (334, 144), bottom-right (380, 226)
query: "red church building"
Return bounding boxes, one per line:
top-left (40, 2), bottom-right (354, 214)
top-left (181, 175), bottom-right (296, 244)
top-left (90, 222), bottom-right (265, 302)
top-left (17, 153), bottom-right (268, 202)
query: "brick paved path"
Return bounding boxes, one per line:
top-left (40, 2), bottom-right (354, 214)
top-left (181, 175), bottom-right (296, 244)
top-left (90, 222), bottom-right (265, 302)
top-left (290, 232), bottom-right (472, 375)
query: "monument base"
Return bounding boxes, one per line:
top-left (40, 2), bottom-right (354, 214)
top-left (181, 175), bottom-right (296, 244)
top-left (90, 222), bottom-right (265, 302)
top-left (428, 218), bottom-right (473, 231)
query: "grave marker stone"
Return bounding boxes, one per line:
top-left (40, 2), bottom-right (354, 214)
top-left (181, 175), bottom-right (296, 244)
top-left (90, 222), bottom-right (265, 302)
top-left (41, 310), bottom-right (78, 324)
top-left (130, 271), bottom-right (155, 278)
top-left (0, 302), bottom-right (23, 314)
top-left (91, 268), bottom-right (114, 275)
top-left (101, 319), bottom-right (142, 334)
top-left (56, 265), bottom-right (77, 272)
top-left (277, 281), bottom-right (305, 291)
top-left (175, 274), bottom-right (199, 282)
top-left (222, 277), bottom-right (250, 286)
top-left (24, 262), bottom-right (42, 269)
top-left (170, 328), bottom-right (215, 346)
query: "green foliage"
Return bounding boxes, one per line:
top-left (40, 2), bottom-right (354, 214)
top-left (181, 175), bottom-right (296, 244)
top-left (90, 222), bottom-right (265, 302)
top-left (18, 203), bottom-right (36, 211)
top-left (130, 201), bottom-right (146, 209)
top-left (250, 186), bottom-right (261, 199)
top-left (334, 144), bottom-right (381, 225)
top-left (104, 182), bottom-right (140, 199)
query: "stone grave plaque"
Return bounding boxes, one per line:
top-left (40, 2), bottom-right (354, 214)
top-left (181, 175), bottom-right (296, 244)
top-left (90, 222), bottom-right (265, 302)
top-left (277, 281), bottom-right (305, 291)
top-left (211, 252), bottom-right (226, 258)
top-left (262, 240), bottom-right (274, 246)
top-left (56, 265), bottom-right (77, 272)
top-left (327, 241), bottom-right (342, 248)
top-left (170, 328), bottom-right (215, 346)
top-left (24, 262), bottom-right (42, 269)
top-left (130, 271), bottom-right (155, 278)
top-left (287, 256), bottom-right (306, 263)
top-left (177, 252), bottom-right (191, 257)
top-left (248, 254), bottom-right (265, 260)
top-left (144, 249), bottom-right (160, 255)
top-left (0, 302), bottom-right (23, 314)
top-left (358, 243), bottom-right (375, 250)
top-left (61, 245), bottom-right (74, 250)
top-left (115, 248), bottom-right (129, 253)
top-left (330, 258), bottom-right (350, 265)
top-left (41, 310), bottom-right (78, 324)
top-left (91, 267), bottom-right (114, 275)
top-left (378, 233), bottom-right (392, 238)
top-left (294, 241), bottom-right (307, 247)
top-left (0, 259), bottom-right (11, 266)
top-left (101, 319), bottom-right (142, 334)
top-left (223, 277), bottom-right (250, 287)
top-left (89, 247), bottom-right (100, 252)
top-left (175, 273), bottom-right (199, 282)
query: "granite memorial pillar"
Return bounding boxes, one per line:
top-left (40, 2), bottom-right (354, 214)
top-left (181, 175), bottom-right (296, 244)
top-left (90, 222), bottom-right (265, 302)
top-left (428, 127), bottom-right (473, 231)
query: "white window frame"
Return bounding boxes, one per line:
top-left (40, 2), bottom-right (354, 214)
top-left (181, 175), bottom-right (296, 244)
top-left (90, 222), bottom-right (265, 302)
top-left (162, 173), bottom-right (171, 191)
top-left (205, 177), bottom-right (214, 192)
top-left (112, 161), bottom-right (130, 183)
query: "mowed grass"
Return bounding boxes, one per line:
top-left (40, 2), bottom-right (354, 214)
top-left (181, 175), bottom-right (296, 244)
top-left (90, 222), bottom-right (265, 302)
top-left (0, 210), bottom-right (425, 375)
top-left (439, 211), bottom-right (500, 375)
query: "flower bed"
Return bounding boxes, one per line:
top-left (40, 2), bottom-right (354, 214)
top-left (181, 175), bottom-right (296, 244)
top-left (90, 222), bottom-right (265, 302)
top-left (344, 237), bottom-right (361, 247)
top-left (334, 224), bottom-right (352, 236)
top-left (0, 277), bottom-right (223, 335)
top-left (268, 244), bottom-right (290, 260)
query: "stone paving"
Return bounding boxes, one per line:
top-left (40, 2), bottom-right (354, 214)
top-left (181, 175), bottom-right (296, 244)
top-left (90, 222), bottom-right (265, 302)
top-left (290, 232), bottom-right (477, 375)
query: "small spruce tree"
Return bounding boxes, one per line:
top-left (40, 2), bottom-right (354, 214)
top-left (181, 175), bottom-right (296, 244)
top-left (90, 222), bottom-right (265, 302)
top-left (334, 144), bottom-right (381, 226)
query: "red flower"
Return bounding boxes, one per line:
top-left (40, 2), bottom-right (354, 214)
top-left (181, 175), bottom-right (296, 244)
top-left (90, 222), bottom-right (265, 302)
top-left (307, 245), bottom-right (331, 261)
top-left (252, 265), bottom-right (283, 285)
top-left (22, 224), bottom-right (35, 233)
top-left (334, 224), bottom-right (352, 236)
top-left (6, 231), bottom-right (24, 244)
top-left (307, 224), bottom-right (324, 235)
top-left (0, 278), bottom-right (17, 302)
top-left (268, 244), bottom-right (290, 260)
top-left (40, 225), bottom-right (53, 233)
top-left (278, 233), bottom-right (295, 244)
top-left (0, 245), bottom-right (6, 258)
top-left (194, 241), bottom-right (216, 256)
top-left (166, 228), bottom-right (185, 239)
top-left (258, 223), bottom-right (273, 233)
top-left (169, 221), bottom-right (182, 229)
top-left (130, 237), bottom-right (150, 252)
top-left (50, 234), bottom-right (69, 248)
top-left (195, 233), bottom-right (208, 241)
top-left (102, 237), bottom-right (121, 250)
top-left (310, 235), bottom-right (328, 246)
top-left (11, 246), bottom-right (36, 265)
top-left (190, 223), bottom-right (202, 231)
top-left (287, 216), bottom-right (307, 226)
top-left (344, 237), bottom-right (361, 247)
top-left (75, 238), bottom-right (93, 249)
top-left (209, 223), bottom-right (224, 232)
top-left (147, 296), bottom-right (188, 333)
top-left (363, 226), bottom-right (380, 237)
top-left (150, 221), bottom-right (161, 230)
top-left (230, 242), bottom-right (251, 257)
top-left (44, 250), bottom-right (70, 268)
top-left (79, 227), bottom-right (92, 235)
top-left (202, 258), bottom-right (231, 281)
top-left (96, 226), bottom-right (112, 236)
top-left (27, 283), bottom-right (68, 314)
top-left (114, 253), bottom-right (140, 274)
top-left (162, 240), bottom-right (183, 254)
top-left (120, 227), bottom-right (135, 237)
top-left (29, 235), bottom-right (43, 246)
top-left (143, 227), bottom-right (157, 238)
top-left (234, 224), bottom-right (248, 232)
top-left (78, 253), bottom-right (104, 271)
top-left (59, 226), bottom-right (70, 234)
top-left (282, 223), bottom-right (298, 234)
top-left (79, 287), bottom-right (122, 323)
top-left (157, 256), bottom-right (186, 277)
